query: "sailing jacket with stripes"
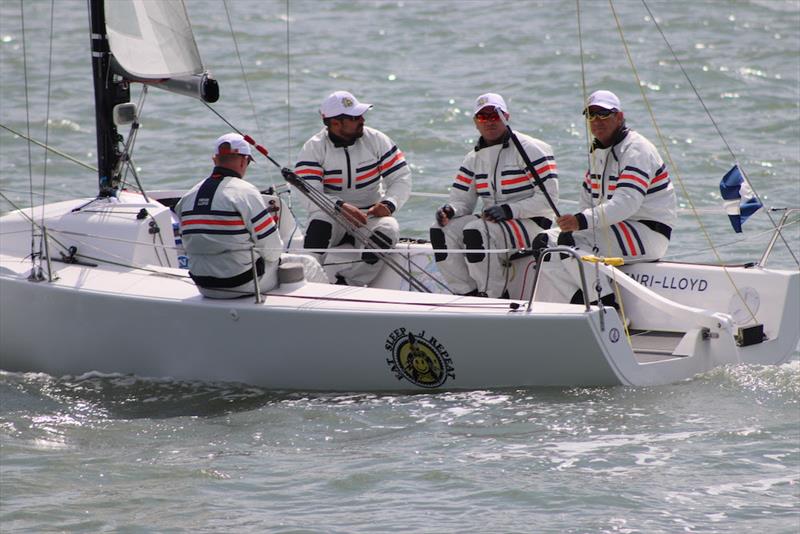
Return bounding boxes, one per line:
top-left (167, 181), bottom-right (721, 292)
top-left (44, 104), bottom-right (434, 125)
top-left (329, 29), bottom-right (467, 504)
top-left (446, 132), bottom-right (559, 222)
top-left (577, 129), bottom-right (677, 234)
top-left (176, 167), bottom-right (282, 282)
top-left (293, 126), bottom-right (411, 218)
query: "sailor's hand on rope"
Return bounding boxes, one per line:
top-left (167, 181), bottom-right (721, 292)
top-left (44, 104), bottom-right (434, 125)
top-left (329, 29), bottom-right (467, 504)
top-left (483, 204), bottom-right (512, 222)
top-left (435, 204), bottom-right (455, 226)
top-left (367, 202), bottom-right (392, 218)
top-left (556, 214), bottom-right (580, 232)
top-left (336, 201), bottom-right (368, 226)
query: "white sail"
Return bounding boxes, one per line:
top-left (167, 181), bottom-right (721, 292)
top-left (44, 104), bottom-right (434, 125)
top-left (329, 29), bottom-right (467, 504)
top-left (105, 0), bottom-right (203, 79)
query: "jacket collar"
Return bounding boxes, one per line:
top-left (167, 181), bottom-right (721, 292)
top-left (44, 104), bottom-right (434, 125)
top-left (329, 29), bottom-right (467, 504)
top-left (592, 125), bottom-right (629, 151)
top-left (474, 131), bottom-right (511, 152)
top-left (328, 129), bottom-right (358, 148)
top-left (210, 166), bottom-right (242, 179)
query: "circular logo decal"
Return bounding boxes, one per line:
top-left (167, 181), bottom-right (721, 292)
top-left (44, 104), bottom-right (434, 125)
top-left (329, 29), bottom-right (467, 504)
top-left (385, 328), bottom-right (454, 388)
top-left (609, 327), bottom-right (620, 343)
top-left (341, 97), bottom-right (354, 108)
top-left (727, 286), bottom-right (760, 325)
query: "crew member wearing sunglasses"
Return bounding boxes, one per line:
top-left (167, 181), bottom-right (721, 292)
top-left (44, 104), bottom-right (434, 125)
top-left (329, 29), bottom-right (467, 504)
top-left (534, 90), bottom-right (677, 312)
top-left (430, 93), bottom-right (559, 298)
top-left (293, 91), bottom-right (411, 287)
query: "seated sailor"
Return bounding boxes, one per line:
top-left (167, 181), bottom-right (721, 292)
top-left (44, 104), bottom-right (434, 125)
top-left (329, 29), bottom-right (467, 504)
top-left (177, 133), bottom-right (324, 298)
top-left (534, 90), bottom-right (677, 307)
top-left (293, 90), bottom-right (411, 287)
top-left (429, 93), bottom-right (559, 298)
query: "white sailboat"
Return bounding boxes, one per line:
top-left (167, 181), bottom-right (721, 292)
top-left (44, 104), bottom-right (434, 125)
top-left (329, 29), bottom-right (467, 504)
top-left (0, 0), bottom-right (797, 391)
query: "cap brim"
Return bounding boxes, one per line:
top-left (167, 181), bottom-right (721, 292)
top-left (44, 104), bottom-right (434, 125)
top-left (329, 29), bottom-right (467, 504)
top-left (347, 103), bottom-right (373, 116)
top-left (584, 102), bottom-right (618, 112)
top-left (474, 104), bottom-right (507, 115)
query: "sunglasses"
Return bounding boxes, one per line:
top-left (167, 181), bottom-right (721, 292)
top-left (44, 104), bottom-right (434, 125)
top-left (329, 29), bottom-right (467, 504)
top-left (475, 112), bottom-right (502, 123)
top-left (333, 114), bottom-right (364, 122)
top-left (584, 109), bottom-right (617, 121)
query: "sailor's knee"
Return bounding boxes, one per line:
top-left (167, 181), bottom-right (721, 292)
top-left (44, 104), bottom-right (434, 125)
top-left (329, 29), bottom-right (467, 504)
top-left (430, 227), bottom-right (447, 262)
top-left (463, 229), bottom-right (484, 263)
top-left (362, 230), bottom-right (392, 264)
top-left (304, 219), bottom-right (333, 250)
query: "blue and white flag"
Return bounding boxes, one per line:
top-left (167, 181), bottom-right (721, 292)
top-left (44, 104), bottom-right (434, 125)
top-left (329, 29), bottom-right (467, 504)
top-left (719, 165), bottom-right (762, 233)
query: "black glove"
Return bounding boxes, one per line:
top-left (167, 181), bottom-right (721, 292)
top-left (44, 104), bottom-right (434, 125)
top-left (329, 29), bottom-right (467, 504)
top-left (435, 204), bottom-right (455, 226)
top-left (281, 167), bottom-right (300, 185)
top-left (483, 204), bottom-right (512, 222)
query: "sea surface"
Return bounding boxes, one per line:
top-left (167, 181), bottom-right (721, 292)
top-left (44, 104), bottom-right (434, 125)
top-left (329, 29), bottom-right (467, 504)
top-left (1, 0), bottom-right (799, 532)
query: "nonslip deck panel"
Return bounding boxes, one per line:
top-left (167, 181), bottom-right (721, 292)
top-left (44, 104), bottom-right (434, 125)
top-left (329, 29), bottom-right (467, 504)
top-left (630, 330), bottom-right (686, 362)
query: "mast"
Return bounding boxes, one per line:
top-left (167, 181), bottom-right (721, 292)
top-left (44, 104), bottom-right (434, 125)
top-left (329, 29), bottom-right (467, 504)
top-left (88, 0), bottom-right (129, 197)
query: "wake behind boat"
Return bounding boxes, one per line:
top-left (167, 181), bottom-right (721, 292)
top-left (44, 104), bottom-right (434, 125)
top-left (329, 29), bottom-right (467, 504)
top-left (1, 0), bottom-right (797, 391)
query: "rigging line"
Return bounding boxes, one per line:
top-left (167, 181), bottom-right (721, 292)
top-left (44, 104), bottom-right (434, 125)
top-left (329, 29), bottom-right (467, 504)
top-left (664, 216), bottom-right (800, 262)
top-left (607, 0), bottom-right (760, 326)
top-left (576, 0), bottom-right (597, 246)
top-left (577, 0), bottom-right (616, 316)
top-left (0, 190), bottom-right (71, 256)
top-left (200, 99), bottom-right (446, 292)
top-left (222, 0), bottom-right (265, 141)
top-left (285, 0), bottom-right (292, 163)
top-left (118, 87), bottom-right (149, 202)
top-left (201, 101), bottom-right (284, 169)
top-left (639, 0), bottom-right (797, 266)
top-left (41, 0), bottom-right (55, 228)
top-left (286, 173), bottom-right (443, 293)
top-left (19, 1), bottom-right (35, 268)
top-left (0, 123), bottom-right (97, 172)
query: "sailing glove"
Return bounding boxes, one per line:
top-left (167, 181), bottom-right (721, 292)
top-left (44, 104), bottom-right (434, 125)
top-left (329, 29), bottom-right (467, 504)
top-left (483, 204), bottom-right (513, 222)
top-left (281, 168), bottom-right (301, 185)
top-left (435, 204), bottom-right (455, 226)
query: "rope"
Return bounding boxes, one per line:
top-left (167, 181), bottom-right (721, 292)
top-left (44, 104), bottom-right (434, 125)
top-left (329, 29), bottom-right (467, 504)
top-left (663, 215), bottom-right (799, 262)
top-left (0, 123), bottom-right (97, 172)
top-left (117, 86), bottom-right (149, 202)
top-left (607, 0), bottom-right (759, 325)
top-left (576, 0), bottom-right (599, 251)
top-left (285, 172), bottom-right (444, 293)
top-left (285, 0), bottom-right (292, 163)
top-left (222, 0), bottom-right (264, 141)
top-left (576, 0), bottom-right (611, 315)
top-left (41, 0), bottom-right (55, 226)
top-left (639, 0), bottom-right (797, 267)
top-left (19, 1), bottom-right (35, 269)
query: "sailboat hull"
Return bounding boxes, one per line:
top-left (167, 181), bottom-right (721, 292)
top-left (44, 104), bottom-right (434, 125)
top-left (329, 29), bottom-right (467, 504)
top-left (0, 267), bottom-right (628, 389)
top-left (1, 195), bottom-right (796, 390)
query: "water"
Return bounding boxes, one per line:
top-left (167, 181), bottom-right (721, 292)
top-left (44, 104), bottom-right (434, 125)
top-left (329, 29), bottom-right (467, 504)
top-left (1, 0), bottom-right (799, 532)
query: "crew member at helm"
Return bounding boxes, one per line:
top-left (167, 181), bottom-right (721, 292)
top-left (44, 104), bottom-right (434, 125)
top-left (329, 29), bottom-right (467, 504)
top-left (430, 93), bottom-right (559, 298)
top-left (535, 90), bottom-right (677, 308)
top-left (293, 91), bottom-right (412, 287)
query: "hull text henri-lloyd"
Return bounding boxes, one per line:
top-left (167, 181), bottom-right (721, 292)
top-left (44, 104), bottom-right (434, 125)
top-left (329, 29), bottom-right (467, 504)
top-left (627, 272), bottom-right (709, 292)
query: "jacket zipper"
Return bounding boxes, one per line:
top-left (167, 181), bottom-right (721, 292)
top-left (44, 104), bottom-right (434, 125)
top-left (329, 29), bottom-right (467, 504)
top-left (344, 147), bottom-right (352, 189)
top-left (491, 145), bottom-right (503, 202)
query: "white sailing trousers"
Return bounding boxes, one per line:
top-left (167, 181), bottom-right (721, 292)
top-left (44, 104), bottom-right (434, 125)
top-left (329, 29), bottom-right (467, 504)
top-left (535, 222), bottom-right (669, 303)
top-left (431, 215), bottom-right (550, 298)
top-left (305, 213), bottom-right (400, 286)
